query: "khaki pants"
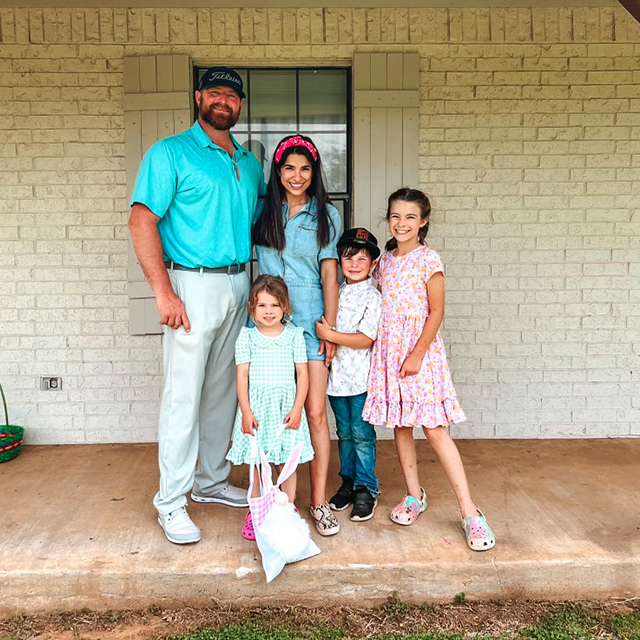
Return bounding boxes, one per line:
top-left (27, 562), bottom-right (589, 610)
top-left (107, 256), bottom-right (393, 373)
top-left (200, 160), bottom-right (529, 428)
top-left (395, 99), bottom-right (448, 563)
top-left (153, 268), bottom-right (249, 516)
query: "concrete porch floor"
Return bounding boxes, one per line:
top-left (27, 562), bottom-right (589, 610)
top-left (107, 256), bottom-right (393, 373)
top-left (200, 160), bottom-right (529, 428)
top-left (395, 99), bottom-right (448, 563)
top-left (1, 439), bottom-right (639, 614)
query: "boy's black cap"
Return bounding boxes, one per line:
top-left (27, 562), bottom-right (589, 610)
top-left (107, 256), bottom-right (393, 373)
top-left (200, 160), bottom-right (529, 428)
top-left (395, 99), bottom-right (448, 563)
top-left (337, 227), bottom-right (381, 260)
top-left (198, 66), bottom-right (246, 99)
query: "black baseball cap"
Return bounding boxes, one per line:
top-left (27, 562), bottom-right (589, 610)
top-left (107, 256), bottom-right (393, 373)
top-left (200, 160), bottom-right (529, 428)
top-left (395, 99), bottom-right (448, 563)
top-left (337, 227), bottom-right (381, 260)
top-left (198, 66), bottom-right (246, 99)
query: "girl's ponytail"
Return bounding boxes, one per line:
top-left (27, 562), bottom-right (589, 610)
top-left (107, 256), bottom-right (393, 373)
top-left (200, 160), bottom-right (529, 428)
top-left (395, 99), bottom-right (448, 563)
top-left (384, 188), bottom-right (431, 251)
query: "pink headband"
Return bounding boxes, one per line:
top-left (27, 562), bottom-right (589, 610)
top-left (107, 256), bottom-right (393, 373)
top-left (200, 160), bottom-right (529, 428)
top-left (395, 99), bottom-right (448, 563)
top-left (274, 136), bottom-right (318, 164)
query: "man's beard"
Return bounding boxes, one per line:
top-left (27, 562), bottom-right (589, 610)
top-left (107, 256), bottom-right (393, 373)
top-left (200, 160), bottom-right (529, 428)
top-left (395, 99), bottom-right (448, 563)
top-left (200, 102), bottom-right (240, 130)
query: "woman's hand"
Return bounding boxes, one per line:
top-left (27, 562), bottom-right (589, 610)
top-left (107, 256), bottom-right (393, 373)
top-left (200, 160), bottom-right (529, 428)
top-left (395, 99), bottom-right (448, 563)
top-left (319, 258), bottom-right (339, 367)
top-left (284, 408), bottom-right (302, 430)
top-left (315, 316), bottom-right (334, 341)
top-left (399, 352), bottom-right (423, 378)
top-left (241, 411), bottom-right (258, 435)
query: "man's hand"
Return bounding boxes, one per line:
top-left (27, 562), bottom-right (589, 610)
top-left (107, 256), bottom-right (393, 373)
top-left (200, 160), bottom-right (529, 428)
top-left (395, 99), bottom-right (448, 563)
top-left (129, 204), bottom-right (191, 332)
top-left (156, 290), bottom-right (191, 332)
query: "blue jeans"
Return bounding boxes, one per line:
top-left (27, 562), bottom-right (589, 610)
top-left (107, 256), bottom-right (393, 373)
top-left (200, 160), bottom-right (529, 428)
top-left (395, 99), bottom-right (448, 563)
top-left (328, 393), bottom-right (380, 497)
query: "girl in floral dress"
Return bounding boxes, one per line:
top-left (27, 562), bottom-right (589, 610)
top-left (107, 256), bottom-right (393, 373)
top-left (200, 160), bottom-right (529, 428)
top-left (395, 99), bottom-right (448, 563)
top-left (227, 275), bottom-right (314, 541)
top-left (362, 188), bottom-right (495, 551)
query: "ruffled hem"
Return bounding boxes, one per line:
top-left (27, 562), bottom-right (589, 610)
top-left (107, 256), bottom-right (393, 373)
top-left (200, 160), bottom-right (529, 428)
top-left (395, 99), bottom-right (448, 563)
top-left (363, 397), bottom-right (466, 429)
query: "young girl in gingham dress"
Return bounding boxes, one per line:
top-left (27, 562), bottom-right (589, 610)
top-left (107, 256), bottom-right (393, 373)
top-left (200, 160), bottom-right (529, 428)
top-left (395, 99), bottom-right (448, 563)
top-left (227, 275), bottom-right (314, 541)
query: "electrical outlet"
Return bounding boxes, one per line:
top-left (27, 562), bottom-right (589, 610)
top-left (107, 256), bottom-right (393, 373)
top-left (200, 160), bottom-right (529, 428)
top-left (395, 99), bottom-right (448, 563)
top-left (41, 377), bottom-right (62, 391)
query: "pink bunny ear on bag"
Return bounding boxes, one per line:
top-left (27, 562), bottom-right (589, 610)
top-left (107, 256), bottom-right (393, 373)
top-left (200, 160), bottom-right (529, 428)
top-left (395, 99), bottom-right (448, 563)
top-left (275, 443), bottom-right (302, 487)
top-left (260, 447), bottom-right (273, 491)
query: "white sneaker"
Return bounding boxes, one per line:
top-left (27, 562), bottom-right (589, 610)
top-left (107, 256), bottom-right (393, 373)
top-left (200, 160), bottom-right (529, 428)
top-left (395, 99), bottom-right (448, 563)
top-left (158, 507), bottom-right (201, 544)
top-left (191, 484), bottom-right (249, 507)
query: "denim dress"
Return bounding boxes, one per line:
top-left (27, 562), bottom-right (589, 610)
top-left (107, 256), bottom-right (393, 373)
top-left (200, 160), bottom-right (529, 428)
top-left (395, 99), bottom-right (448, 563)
top-left (255, 198), bottom-right (341, 361)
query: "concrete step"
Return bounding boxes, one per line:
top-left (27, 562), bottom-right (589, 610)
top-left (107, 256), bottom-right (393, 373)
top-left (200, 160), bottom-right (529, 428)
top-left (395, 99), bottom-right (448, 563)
top-left (1, 439), bottom-right (639, 613)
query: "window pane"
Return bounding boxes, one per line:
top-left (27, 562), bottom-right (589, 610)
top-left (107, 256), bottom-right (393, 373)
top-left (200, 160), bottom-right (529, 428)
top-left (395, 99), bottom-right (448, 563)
top-left (249, 70), bottom-right (297, 132)
top-left (235, 70), bottom-right (249, 131)
top-left (244, 135), bottom-right (272, 179)
top-left (246, 132), bottom-right (289, 179)
top-left (299, 70), bottom-right (347, 132)
top-left (331, 198), bottom-right (346, 219)
top-left (233, 132), bottom-right (249, 150)
top-left (312, 133), bottom-right (347, 193)
top-left (330, 199), bottom-right (348, 232)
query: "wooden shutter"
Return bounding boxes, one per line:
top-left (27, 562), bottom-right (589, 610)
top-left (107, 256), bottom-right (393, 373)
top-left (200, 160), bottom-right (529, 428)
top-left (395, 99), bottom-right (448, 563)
top-left (124, 55), bottom-right (192, 335)
top-left (353, 52), bottom-right (419, 240)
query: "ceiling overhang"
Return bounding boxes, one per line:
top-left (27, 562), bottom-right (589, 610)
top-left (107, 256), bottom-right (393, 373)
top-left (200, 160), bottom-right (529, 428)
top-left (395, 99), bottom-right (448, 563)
top-left (616, 0), bottom-right (640, 22)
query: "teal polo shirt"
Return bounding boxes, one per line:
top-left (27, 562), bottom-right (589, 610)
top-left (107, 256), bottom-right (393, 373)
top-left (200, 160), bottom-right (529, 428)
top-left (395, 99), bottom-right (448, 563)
top-left (131, 121), bottom-right (265, 268)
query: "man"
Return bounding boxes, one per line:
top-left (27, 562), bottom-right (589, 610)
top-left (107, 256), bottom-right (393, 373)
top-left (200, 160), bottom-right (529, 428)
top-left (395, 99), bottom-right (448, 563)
top-left (129, 67), bottom-right (265, 544)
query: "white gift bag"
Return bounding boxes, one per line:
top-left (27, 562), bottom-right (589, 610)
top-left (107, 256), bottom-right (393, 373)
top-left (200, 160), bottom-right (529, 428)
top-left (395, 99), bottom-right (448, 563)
top-left (248, 436), bottom-right (321, 583)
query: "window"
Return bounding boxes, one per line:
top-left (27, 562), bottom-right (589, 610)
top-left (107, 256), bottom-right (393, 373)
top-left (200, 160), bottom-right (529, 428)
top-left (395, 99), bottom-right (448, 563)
top-left (194, 67), bottom-right (351, 229)
top-left (126, 55), bottom-right (415, 336)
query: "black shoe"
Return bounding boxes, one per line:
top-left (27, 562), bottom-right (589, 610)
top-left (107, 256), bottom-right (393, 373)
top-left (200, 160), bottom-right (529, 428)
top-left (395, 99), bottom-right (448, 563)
top-left (350, 488), bottom-right (377, 522)
top-left (329, 479), bottom-right (354, 511)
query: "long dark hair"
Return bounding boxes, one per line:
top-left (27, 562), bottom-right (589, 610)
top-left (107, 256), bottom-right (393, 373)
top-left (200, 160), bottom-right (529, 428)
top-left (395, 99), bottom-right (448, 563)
top-left (385, 188), bottom-right (431, 251)
top-left (252, 134), bottom-right (333, 252)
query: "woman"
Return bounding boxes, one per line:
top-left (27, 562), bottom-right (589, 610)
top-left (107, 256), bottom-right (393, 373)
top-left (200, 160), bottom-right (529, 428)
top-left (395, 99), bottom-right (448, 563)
top-left (252, 134), bottom-right (341, 536)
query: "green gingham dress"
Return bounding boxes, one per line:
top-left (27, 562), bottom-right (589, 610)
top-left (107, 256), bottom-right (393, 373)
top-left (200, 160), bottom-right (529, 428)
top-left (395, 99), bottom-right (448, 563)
top-left (226, 323), bottom-right (314, 465)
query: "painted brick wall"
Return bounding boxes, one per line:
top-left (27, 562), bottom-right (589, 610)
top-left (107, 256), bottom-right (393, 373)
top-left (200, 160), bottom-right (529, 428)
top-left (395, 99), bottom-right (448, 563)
top-left (0, 6), bottom-right (639, 443)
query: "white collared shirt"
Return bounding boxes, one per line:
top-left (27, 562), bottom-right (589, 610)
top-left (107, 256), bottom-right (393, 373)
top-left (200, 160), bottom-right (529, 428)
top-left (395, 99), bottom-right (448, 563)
top-left (327, 278), bottom-right (382, 397)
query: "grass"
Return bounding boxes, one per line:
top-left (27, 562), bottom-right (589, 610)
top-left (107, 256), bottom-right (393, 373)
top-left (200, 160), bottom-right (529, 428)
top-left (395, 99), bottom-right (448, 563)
top-left (171, 626), bottom-right (483, 640)
top-left (606, 609), bottom-right (640, 640)
top-left (172, 623), bottom-right (342, 640)
top-left (164, 600), bottom-right (640, 640)
top-left (519, 604), bottom-right (599, 640)
top-left (1, 599), bottom-right (639, 640)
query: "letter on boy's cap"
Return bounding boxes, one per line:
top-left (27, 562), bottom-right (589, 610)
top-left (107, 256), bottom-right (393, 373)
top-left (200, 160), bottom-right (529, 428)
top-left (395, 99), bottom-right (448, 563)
top-left (198, 66), bottom-right (246, 99)
top-left (337, 227), bottom-right (381, 260)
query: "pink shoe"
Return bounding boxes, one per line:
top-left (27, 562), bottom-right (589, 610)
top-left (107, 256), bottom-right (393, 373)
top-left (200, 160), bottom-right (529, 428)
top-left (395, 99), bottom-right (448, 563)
top-left (241, 511), bottom-right (255, 541)
top-left (462, 509), bottom-right (495, 551)
top-left (390, 488), bottom-right (427, 526)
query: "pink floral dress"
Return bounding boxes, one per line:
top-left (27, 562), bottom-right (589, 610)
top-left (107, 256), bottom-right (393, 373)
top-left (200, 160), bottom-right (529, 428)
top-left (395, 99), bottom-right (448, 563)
top-left (362, 245), bottom-right (466, 429)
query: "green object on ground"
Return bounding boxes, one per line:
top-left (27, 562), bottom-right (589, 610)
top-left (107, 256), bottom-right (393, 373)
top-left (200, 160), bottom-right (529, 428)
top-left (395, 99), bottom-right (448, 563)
top-left (172, 622), bottom-right (345, 640)
top-left (165, 602), bottom-right (640, 640)
top-left (0, 381), bottom-right (24, 463)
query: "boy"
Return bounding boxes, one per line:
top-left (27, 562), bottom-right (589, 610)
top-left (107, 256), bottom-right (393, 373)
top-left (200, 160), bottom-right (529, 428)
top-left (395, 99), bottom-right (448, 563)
top-left (315, 227), bottom-right (382, 521)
